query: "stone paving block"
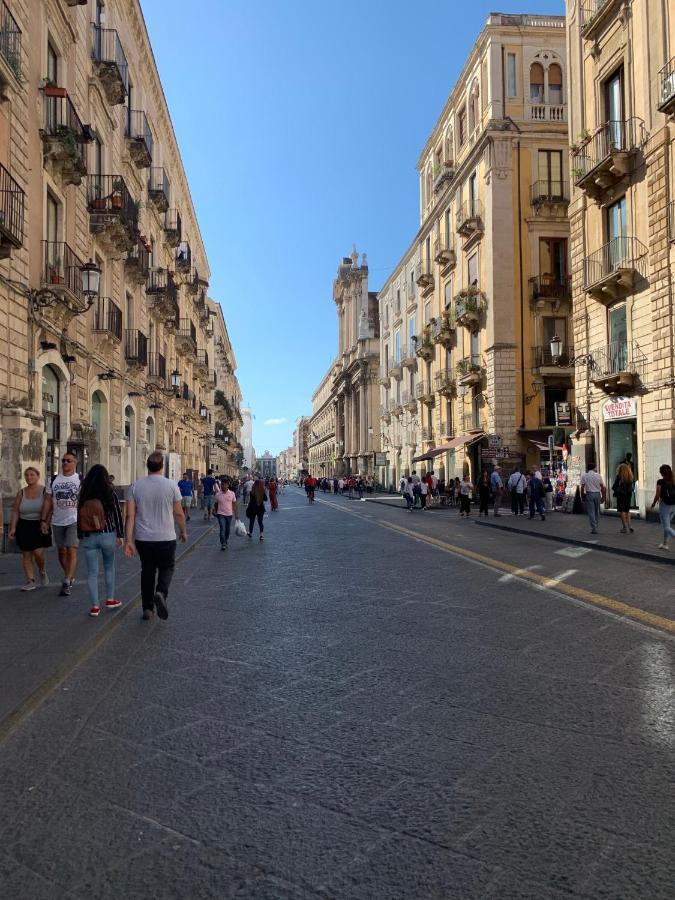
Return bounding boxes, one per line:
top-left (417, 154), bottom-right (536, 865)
top-left (321, 834), bottom-right (498, 900)
top-left (580, 835), bottom-right (675, 899)
top-left (303, 717), bottom-right (413, 762)
top-left (374, 730), bottom-right (497, 786)
top-left (0, 851), bottom-right (74, 900)
top-left (94, 702), bottom-right (208, 747)
top-left (142, 716), bottom-right (255, 762)
top-left (0, 776), bottom-right (167, 893)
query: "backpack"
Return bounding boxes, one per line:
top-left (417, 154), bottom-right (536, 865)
top-left (661, 480), bottom-right (675, 505)
top-left (79, 498), bottom-right (106, 533)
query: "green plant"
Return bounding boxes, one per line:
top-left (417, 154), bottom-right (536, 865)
top-left (112, 178), bottom-right (123, 193)
top-left (571, 166), bottom-right (585, 179)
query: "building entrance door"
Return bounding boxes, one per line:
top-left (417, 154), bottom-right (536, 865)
top-left (606, 419), bottom-right (638, 508)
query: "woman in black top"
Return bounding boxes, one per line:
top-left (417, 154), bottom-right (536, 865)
top-left (246, 479), bottom-right (268, 541)
top-left (77, 464), bottom-right (124, 617)
top-left (651, 464), bottom-right (675, 550)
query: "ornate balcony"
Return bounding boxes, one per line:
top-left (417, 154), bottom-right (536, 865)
top-left (147, 352), bottom-right (167, 388)
top-left (92, 297), bottom-right (122, 348)
top-left (0, 2), bottom-right (21, 97)
top-left (431, 311), bottom-right (456, 347)
top-left (195, 348), bottom-right (209, 380)
top-left (530, 179), bottom-right (569, 214)
top-left (658, 58), bottom-right (675, 116)
top-left (579, 0), bottom-right (622, 40)
top-left (389, 358), bottom-right (403, 380)
top-left (456, 355), bottom-right (483, 386)
top-left (589, 341), bottom-right (647, 394)
top-left (40, 240), bottom-right (86, 329)
top-left (378, 365), bottom-right (390, 387)
top-left (207, 369), bottom-right (217, 390)
top-left (433, 237), bottom-right (456, 272)
top-left (146, 267), bottom-right (179, 327)
top-left (164, 209), bottom-right (182, 247)
top-left (415, 260), bottom-right (434, 296)
top-left (401, 341), bottom-right (417, 370)
top-left (41, 90), bottom-right (89, 186)
top-left (124, 329), bottom-right (148, 370)
top-left (434, 370), bottom-right (456, 397)
top-left (176, 318), bottom-right (197, 359)
top-left (462, 410), bottom-right (484, 434)
top-left (379, 404), bottom-right (391, 423)
top-left (432, 161), bottom-right (456, 193)
top-left (534, 345), bottom-right (574, 374)
top-left (0, 162), bottom-right (24, 258)
top-left (125, 109), bottom-right (153, 168)
top-left (125, 238), bottom-right (150, 285)
top-left (404, 391), bottom-right (418, 413)
top-left (571, 119), bottom-right (645, 201)
top-left (415, 380), bottom-right (435, 406)
top-left (148, 167), bottom-right (170, 213)
top-left (454, 287), bottom-right (486, 330)
top-left (185, 267), bottom-right (200, 296)
top-left (530, 274), bottom-right (571, 305)
top-left (91, 24), bottom-right (128, 105)
top-left (392, 396), bottom-right (404, 417)
top-left (421, 427), bottom-right (435, 442)
top-left (583, 237), bottom-right (648, 303)
top-left (175, 240), bottom-right (192, 275)
top-left (415, 329), bottom-right (434, 362)
top-left (86, 174), bottom-right (138, 252)
top-left (438, 420), bottom-right (453, 439)
top-left (456, 199), bottom-right (483, 239)
top-left (528, 103), bottom-right (566, 123)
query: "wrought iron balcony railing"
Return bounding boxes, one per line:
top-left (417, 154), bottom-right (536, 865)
top-left (579, 0), bottom-right (619, 38)
top-left (571, 119), bottom-right (645, 198)
top-left (582, 237), bottom-right (648, 300)
top-left (456, 355), bottom-right (482, 382)
top-left (461, 410), bottom-right (483, 433)
top-left (530, 180), bottom-right (569, 206)
top-left (41, 91), bottom-right (88, 185)
top-left (589, 340), bottom-right (647, 392)
top-left (456, 199), bottom-right (483, 237)
top-left (658, 57), bottom-right (675, 115)
top-left (41, 240), bottom-right (84, 302)
top-left (125, 239), bottom-right (150, 284)
top-left (146, 267), bottom-right (178, 299)
top-left (164, 208), bottom-right (182, 247)
top-left (176, 240), bottom-right (192, 273)
top-left (93, 297), bottom-right (122, 342)
top-left (125, 109), bottom-right (153, 168)
top-left (178, 318), bottom-right (197, 344)
top-left (0, 1), bottom-right (21, 80)
top-left (91, 24), bottom-right (128, 105)
top-left (196, 349), bottom-right (209, 368)
top-left (421, 427), bottom-right (435, 442)
top-left (86, 174), bottom-right (137, 229)
top-left (124, 329), bottom-right (148, 366)
top-left (148, 167), bottom-right (170, 211)
top-left (147, 352), bottom-right (167, 382)
top-left (534, 345), bottom-right (574, 369)
top-left (530, 274), bottom-right (571, 302)
top-left (0, 161), bottom-right (24, 254)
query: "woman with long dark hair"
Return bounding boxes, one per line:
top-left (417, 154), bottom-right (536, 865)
top-left (246, 478), bottom-right (267, 541)
top-left (612, 462), bottom-right (634, 534)
top-left (77, 464), bottom-right (124, 617)
top-left (651, 464), bottom-right (675, 550)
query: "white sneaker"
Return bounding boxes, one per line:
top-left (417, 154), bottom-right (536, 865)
top-left (657, 543), bottom-right (669, 550)
top-left (40, 571), bottom-right (49, 587)
top-left (21, 580), bottom-right (36, 591)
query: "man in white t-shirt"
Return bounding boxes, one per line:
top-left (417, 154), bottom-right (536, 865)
top-left (40, 451), bottom-right (81, 596)
top-left (124, 451), bottom-right (187, 621)
top-left (580, 461), bottom-right (605, 534)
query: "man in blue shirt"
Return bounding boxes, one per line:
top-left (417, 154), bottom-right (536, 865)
top-left (177, 472), bottom-right (193, 522)
top-left (201, 469), bottom-right (217, 520)
top-left (490, 465), bottom-right (504, 517)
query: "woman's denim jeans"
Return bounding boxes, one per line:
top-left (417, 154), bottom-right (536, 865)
top-left (217, 514), bottom-right (232, 545)
top-left (659, 503), bottom-right (675, 542)
top-left (82, 532), bottom-right (117, 605)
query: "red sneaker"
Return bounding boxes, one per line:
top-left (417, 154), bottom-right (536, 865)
top-left (105, 598), bottom-right (122, 609)
top-left (89, 606), bottom-right (100, 617)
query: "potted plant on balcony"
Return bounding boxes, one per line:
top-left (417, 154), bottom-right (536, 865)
top-left (48, 257), bottom-right (64, 284)
top-left (43, 79), bottom-right (67, 99)
top-left (91, 182), bottom-right (106, 211)
top-left (111, 178), bottom-right (123, 210)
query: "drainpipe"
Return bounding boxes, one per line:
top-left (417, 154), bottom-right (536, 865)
top-left (516, 138), bottom-right (526, 431)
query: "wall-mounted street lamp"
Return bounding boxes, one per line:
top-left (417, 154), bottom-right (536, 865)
top-left (549, 335), bottom-right (594, 368)
top-left (2, 259), bottom-right (102, 314)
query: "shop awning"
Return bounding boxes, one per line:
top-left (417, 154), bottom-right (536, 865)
top-left (528, 439), bottom-right (564, 452)
top-left (411, 432), bottom-right (485, 463)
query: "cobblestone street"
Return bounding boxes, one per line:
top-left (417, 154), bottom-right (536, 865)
top-left (0, 487), bottom-right (673, 899)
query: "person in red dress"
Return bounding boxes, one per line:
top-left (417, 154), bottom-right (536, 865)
top-left (268, 478), bottom-right (279, 511)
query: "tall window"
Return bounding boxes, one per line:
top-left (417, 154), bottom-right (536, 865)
top-left (542, 316), bottom-right (567, 350)
top-left (609, 304), bottom-right (628, 369)
top-left (458, 107), bottom-right (467, 146)
top-left (91, 135), bottom-right (103, 177)
top-left (444, 279), bottom-right (453, 309)
top-left (42, 365), bottom-right (61, 478)
top-left (530, 63), bottom-right (545, 103)
top-left (126, 291), bottom-right (134, 330)
top-left (468, 251), bottom-right (479, 287)
top-left (444, 209), bottom-right (452, 246)
top-left (507, 53), bottom-right (517, 97)
top-left (46, 193), bottom-right (60, 278)
top-left (409, 271), bottom-right (415, 299)
top-left (549, 64), bottom-right (563, 105)
top-left (539, 238), bottom-right (567, 283)
top-left (47, 41), bottom-right (58, 83)
top-left (425, 235), bottom-right (431, 268)
top-left (424, 301), bottom-right (431, 323)
top-left (468, 171), bottom-right (477, 214)
top-left (538, 149), bottom-right (563, 198)
top-left (407, 316), bottom-right (415, 352)
top-left (605, 67), bottom-right (624, 147)
top-left (396, 288), bottom-right (401, 314)
top-left (394, 329), bottom-right (400, 362)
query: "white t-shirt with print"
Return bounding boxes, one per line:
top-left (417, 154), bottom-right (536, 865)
top-left (46, 474), bottom-right (81, 527)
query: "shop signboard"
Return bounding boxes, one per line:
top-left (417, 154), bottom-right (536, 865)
top-left (554, 401), bottom-right (573, 426)
top-left (602, 397), bottom-right (637, 421)
top-left (487, 434), bottom-right (503, 449)
top-left (561, 454), bottom-right (583, 513)
top-left (374, 452), bottom-right (387, 467)
top-left (481, 446), bottom-right (510, 460)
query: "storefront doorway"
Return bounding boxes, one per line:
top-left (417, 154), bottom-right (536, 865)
top-left (605, 416), bottom-right (638, 509)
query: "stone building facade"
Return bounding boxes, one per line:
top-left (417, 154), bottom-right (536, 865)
top-left (332, 248), bottom-right (380, 476)
top-left (566, 0), bottom-right (675, 514)
top-left (293, 416), bottom-right (310, 477)
top-left (0, 0), bottom-right (238, 504)
top-left (209, 300), bottom-right (242, 479)
top-left (308, 362), bottom-right (336, 477)
top-left (377, 13), bottom-right (571, 487)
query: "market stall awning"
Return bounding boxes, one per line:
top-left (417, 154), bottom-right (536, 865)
top-left (411, 432), bottom-right (485, 463)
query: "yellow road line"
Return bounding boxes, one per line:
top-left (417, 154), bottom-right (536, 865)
top-left (318, 498), bottom-right (675, 636)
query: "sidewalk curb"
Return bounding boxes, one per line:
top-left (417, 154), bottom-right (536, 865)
top-left (0, 524), bottom-right (216, 743)
top-left (473, 518), bottom-right (675, 567)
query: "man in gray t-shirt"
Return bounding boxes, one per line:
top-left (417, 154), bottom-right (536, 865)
top-left (125, 451), bottom-right (187, 621)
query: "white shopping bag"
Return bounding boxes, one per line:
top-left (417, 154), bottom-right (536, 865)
top-left (234, 519), bottom-right (248, 537)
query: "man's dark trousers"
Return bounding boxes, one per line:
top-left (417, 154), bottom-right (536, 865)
top-left (135, 540), bottom-right (176, 611)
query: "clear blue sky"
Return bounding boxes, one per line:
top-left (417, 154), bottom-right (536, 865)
top-left (141, 0), bottom-right (565, 455)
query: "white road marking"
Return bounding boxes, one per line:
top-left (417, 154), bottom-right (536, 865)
top-left (543, 569), bottom-right (578, 587)
top-left (556, 546), bottom-right (594, 558)
top-left (498, 565), bottom-right (544, 583)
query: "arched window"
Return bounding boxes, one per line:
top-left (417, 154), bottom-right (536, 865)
top-left (145, 416), bottom-right (155, 449)
top-left (549, 63), bottom-right (563, 105)
top-left (124, 405), bottom-right (134, 441)
top-left (530, 63), bottom-right (545, 103)
top-left (468, 81), bottom-right (480, 133)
